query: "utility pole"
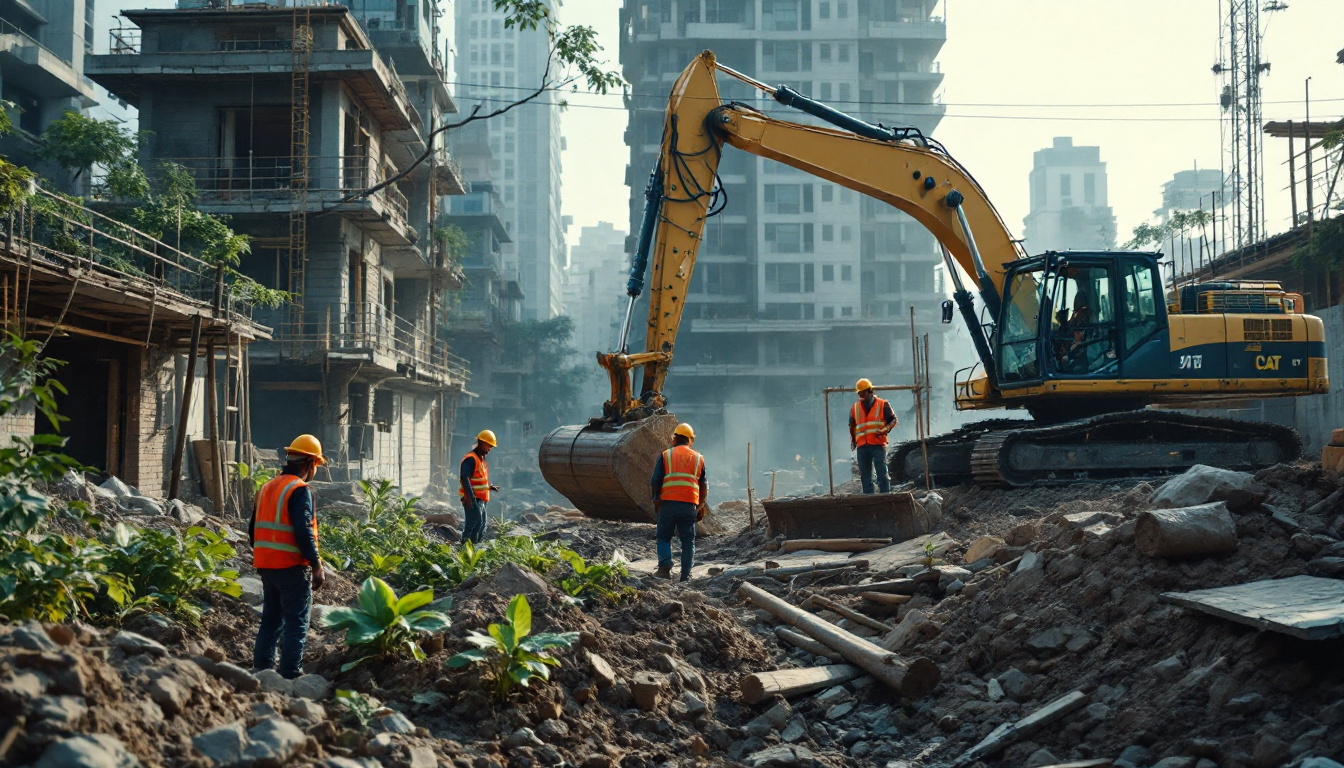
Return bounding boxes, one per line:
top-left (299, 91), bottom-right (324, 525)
top-left (1305, 78), bottom-right (1314, 228)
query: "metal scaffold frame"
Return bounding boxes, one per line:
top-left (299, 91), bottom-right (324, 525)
top-left (288, 5), bottom-right (313, 350)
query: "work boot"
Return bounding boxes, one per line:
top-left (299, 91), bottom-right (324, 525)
top-left (655, 564), bottom-right (672, 580)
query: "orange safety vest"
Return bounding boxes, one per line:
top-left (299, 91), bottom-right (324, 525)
top-left (460, 451), bottom-right (490, 502)
top-left (852, 397), bottom-right (890, 447)
top-left (252, 474), bottom-right (319, 569)
top-left (659, 445), bottom-right (705, 505)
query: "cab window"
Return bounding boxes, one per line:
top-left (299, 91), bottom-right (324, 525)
top-left (998, 267), bottom-right (1044, 383)
top-left (1121, 259), bottom-right (1161, 353)
top-left (1046, 263), bottom-right (1117, 375)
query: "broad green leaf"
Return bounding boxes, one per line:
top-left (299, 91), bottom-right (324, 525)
top-left (488, 622), bottom-right (516, 652)
top-left (506, 594), bottom-right (531, 639)
top-left (465, 631), bottom-right (500, 650)
top-left (408, 612), bottom-right (451, 634)
top-left (340, 655), bottom-right (372, 672)
top-left (523, 631), bottom-right (579, 651)
top-left (395, 589), bottom-right (434, 616)
top-left (446, 649), bottom-right (489, 668)
top-left (357, 577), bottom-right (398, 627)
top-left (509, 665), bottom-right (533, 687)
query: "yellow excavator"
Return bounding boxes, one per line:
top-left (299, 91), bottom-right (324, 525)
top-left (539, 51), bottom-right (1328, 520)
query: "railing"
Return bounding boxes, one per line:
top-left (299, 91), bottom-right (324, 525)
top-left (263, 304), bottom-right (469, 384)
top-left (1, 186), bottom-right (254, 320)
top-left (0, 17), bottom-right (72, 65)
top-left (96, 156), bottom-right (411, 233)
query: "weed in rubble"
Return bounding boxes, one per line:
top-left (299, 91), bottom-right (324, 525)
top-left (367, 552), bottom-right (405, 578)
top-left (447, 593), bottom-right (579, 703)
top-left (0, 532), bottom-right (126, 622)
top-left (322, 576), bottom-right (452, 671)
top-left (100, 523), bottom-right (242, 622)
top-left (230, 461), bottom-right (278, 498)
top-left (557, 549), bottom-right (635, 604)
top-left (334, 689), bottom-right (381, 728)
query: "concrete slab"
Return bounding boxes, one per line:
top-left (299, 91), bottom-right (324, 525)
top-left (1161, 575), bottom-right (1344, 640)
top-left (862, 532), bottom-right (959, 572)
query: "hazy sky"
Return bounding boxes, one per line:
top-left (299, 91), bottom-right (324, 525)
top-left (99, 0), bottom-right (1344, 250)
top-left (557, 0), bottom-right (1344, 247)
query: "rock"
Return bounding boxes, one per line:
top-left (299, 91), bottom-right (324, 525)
top-left (965, 536), bottom-right (1006, 564)
top-left (936, 566), bottom-right (972, 591)
top-left (1301, 759), bottom-right (1344, 768)
top-left (1150, 464), bottom-right (1265, 511)
top-left (997, 668), bottom-right (1036, 702)
top-left (111, 631), bottom-right (167, 657)
top-left (536, 718), bottom-right (569, 741)
top-left (236, 577), bottom-right (264, 607)
top-left (121, 496), bottom-right (164, 516)
top-left (1252, 733), bottom-right (1290, 768)
top-left (32, 695), bottom-right (88, 729)
top-left (243, 717), bottom-right (306, 765)
top-left (744, 744), bottom-right (822, 767)
top-left (1151, 759), bottom-right (1195, 768)
top-left (255, 669), bottom-right (294, 695)
top-left (986, 678), bottom-right (1004, 702)
top-left (781, 716), bottom-right (807, 743)
top-left (814, 686), bottom-right (851, 706)
top-left (475, 562), bottom-right (550, 596)
top-left (881, 609), bottom-right (935, 651)
top-left (1115, 744), bottom-right (1152, 768)
top-left (291, 673), bottom-right (330, 700)
top-left (632, 671), bottom-right (664, 711)
top-left (193, 721), bottom-right (248, 767)
top-left (762, 701), bottom-right (792, 729)
top-left (504, 727), bottom-right (545, 750)
top-left (286, 698), bottom-right (326, 724)
top-left (825, 701), bottom-right (855, 720)
top-left (679, 691), bottom-right (708, 717)
top-left (1150, 655), bottom-right (1186, 681)
top-left (659, 600), bottom-right (685, 619)
top-left (589, 653), bottom-right (616, 688)
top-left (379, 711), bottom-right (415, 734)
top-left (1006, 521), bottom-right (1039, 546)
top-left (1292, 533), bottom-right (1334, 557)
top-left (1307, 557), bottom-right (1344, 577)
top-left (405, 746), bottom-right (438, 768)
top-left (35, 734), bottom-right (143, 768)
top-left (168, 499), bottom-right (207, 525)
top-left (10, 622), bottom-right (60, 652)
top-left (148, 677), bottom-right (189, 717)
top-left (1225, 693), bottom-right (1266, 714)
top-left (1306, 489), bottom-right (1344, 518)
top-left (99, 476), bottom-right (138, 498)
top-left (56, 471), bottom-right (94, 503)
top-left (1026, 627), bottom-right (1068, 653)
top-left (581, 756), bottom-right (615, 768)
top-left (1026, 748), bottom-right (1061, 768)
top-left (208, 662), bottom-right (261, 692)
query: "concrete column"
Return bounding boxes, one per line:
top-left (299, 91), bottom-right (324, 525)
top-left (322, 364), bottom-right (359, 467)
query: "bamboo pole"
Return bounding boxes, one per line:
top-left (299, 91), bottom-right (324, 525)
top-left (824, 389), bottom-right (834, 495)
top-left (204, 340), bottom-right (224, 512)
top-left (168, 315), bottom-right (203, 501)
top-left (746, 442), bottom-right (755, 529)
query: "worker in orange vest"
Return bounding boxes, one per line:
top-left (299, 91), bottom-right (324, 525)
top-left (249, 434), bottom-right (327, 679)
top-left (849, 378), bottom-right (897, 494)
top-left (650, 423), bottom-right (708, 582)
top-left (460, 430), bottom-right (500, 544)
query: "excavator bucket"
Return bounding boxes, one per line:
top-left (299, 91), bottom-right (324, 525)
top-left (538, 414), bottom-right (677, 522)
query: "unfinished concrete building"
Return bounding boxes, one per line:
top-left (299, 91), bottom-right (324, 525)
top-left (87, 2), bottom-right (469, 495)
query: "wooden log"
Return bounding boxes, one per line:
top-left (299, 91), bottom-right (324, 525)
top-left (860, 592), bottom-right (912, 606)
top-left (763, 559), bottom-right (869, 576)
top-left (782, 538), bottom-right (893, 553)
top-left (740, 664), bottom-right (863, 704)
top-left (803, 594), bottom-right (893, 633)
top-left (1135, 502), bottom-right (1237, 558)
top-left (774, 626), bottom-right (845, 662)
top-left (738, 582), bottom-right (939, 700)
top-left (825, 578), bottom-right (917, 595)
top-left (771, 566), bottom-right (856, 584)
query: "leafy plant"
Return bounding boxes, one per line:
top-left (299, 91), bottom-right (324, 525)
top-left (558, 549), bottom-right (634, 603)
top-left (100, 523), bottom-right (242, 621)
top-left (368, 552), bottom-right (405, 578)
top-left (231, 461), bottom-right (279, 497)
top-left (447, 594), bottom-right (578, 702)
top-left (322, 577), bottom-right (452, 671)
top-left (38, 111), bottom-right (144, 181)
top-left (334, 689), bottom-right (381, 728)
top-left (0, 533), bottom-right (126, 622)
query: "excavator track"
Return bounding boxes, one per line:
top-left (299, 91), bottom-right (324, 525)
top-left (889, 419), bottom-right (1031, 487)
top-left (894, 411), bottom-right (1302, 488)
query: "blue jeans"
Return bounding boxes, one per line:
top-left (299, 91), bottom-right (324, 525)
top-left (253, 565), bottom-right (312, 679)
top-left (656, 501), bottom-right (698, 581)
top-left (857, 444), bottom-right (891, 494)
top-left (462, 499), bottom-right (487, 544)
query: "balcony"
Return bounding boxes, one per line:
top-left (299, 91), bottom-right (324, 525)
top-left (0, 18), bottom-right (97, 102)
top-left (97, 156), bottom-right (418, 247)
top-left (863, 19), bottom-right (947, 40)
top-left (255, 305), bottom-right (468, 387)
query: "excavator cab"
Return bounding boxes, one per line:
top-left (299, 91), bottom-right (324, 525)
top-left (994, 252), bottom-right (1167, 406)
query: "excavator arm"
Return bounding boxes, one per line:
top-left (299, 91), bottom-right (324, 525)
top-left (601, 50), bottom-right (1021, 421)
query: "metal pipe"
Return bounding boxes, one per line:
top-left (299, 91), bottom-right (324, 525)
top-left (949, 196), bottom-right (1002, 319)
top-left (714, 62), bottom-right (776, 95)
top-left (617, 296), bottom-right (638, 355)
top-left (772, 85), bottom-right (909, 144)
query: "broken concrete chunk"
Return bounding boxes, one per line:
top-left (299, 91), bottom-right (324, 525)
top-left (1136, 502), bottom-right (1237, 558)
top-left (35, 733), bottom-right (143, 768)
top-left (589, 653), bottom-right (616, 688)
top-left (996, 668), bottom-right (1036, 702)
top-left (964, 535), bottom-right (1006, 564)
top-left (1161, 575), bottom-right (1344, 640)
top-left (1150, 464), bottom-right (1266, 511)
top-left (112, 631), bottom-right (167, 657)
top-left (192, 721), bottom-right (247, 767)
top-left (986, 678), bottom-right (1004, 702)
top-left (631, 671), bottom-right (664, 711)
top-left (242, 717), bottom-right (306, 765)
top-left (1005, 521), bottom-right (1039, 547)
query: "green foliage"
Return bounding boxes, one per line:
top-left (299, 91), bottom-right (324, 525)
top-left (321, 577), bottom-right (452, 671)
top-left (0, 158), bottom-right (34, 213)
top-left (447, 593), bottom-right (578, 702)
top-left (38, 111), bottom-right (144, 180)
top-left (434, 223), bottom-right (472, 265)
top-left (1294, 215), bottom-right (1344, 272)
top-left (100, 523), bottom-right (242, 622)
top-left (494, 0), bottom-right (624, 96)
top-left (334, 689), bottom-right (381, 728)
top-left (231, 461), bottom-right (279, 497)
top-left (0, 334), bottom-right (79, 533)
top-left (498, 317), bottom-right (590, 429)
top-left (0, 532), bottom-right (126, 622)
top-left (557, 550), bottom-right (634, 603)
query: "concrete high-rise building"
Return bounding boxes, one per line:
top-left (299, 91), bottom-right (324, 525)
top-left (454, 0), bottom-right (565, 321)
top-left (1156, 168), bottom-right (1225, 221)
top-left (0, 0), bottom-right (99, 191)
top-left (619, 0), bottom-right (954, 470)
top-left (564, 221), bottom-right (628, 406)
top-left (1022, 137), bottom-right (1118, 253)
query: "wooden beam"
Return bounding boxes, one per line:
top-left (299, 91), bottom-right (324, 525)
top-left (774, 626), bottom-right (845, 662)
top-left (25, 318), bottom-right (149, 347)
top-left (168, 315), bottom-right (202, 501)
top-left (803, 594), bottom-right (894, 633)
top-left (740, 664), bottom-right (863, 704)
top-left (782, 538), bottom-right (892, 553)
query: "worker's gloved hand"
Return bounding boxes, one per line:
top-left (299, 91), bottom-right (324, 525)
top-left (489, 484), bottom-right (500, 492)
top-left (311, 566), bottom-right (326, 592)
top-left (696, 504), bottom-right (707, 522)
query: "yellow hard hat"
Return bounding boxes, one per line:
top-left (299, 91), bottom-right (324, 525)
top-left (674, 423), bottom-right (695, 440)
top-left (477, 429), bottom-right (498, 447)
top-left (856, 378), bottom-right (874, 392)
top-left (285, 434), bottom-right (326, 466)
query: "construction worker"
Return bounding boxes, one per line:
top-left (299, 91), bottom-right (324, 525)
top-left (849, 378), bottom-right (897, 494)
top-left (650, 423), bottom-right (708, 582)
top-left (460, 430), bottom-right (500, 544)
top-left (250, 434), bottom-right (326, 679)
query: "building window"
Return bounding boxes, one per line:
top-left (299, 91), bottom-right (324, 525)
top-left (1084, 173), bottom-right (1096, 204)
top-left (819, 1), bottom-right (830, 19)
top-left (841, 306), bottom-right (853, 316)
top-left (705, 0), bottom-right (746, 23)
top-left (819, 82), bottom-right (832, 100)
top-left (841, 226), bottom-right (853, 243)
top-left (1060, 174), bottom-right (1072, 198)
top-left (838, 1), bottom-right (848, 18)
top-left (841, 264), bottom-right (853, 281)
top-left (822, 224), bottom-right (833, 241)
top-left (763, 303), bottom-right (815, 320)
top-left (823, 306), bottom-right (834, 318)
top-left (491, 19), bottom-right (502, 38)
top-left (822, 264), bottom-right (835, 281)
top-left (762, 42), bottom-right (811, 72)
top-left (764, 184), bottom-right (800, 214)
top-left (838, 44), bottom-right (850, 63)
top-left (838, 82), bottom-right (851, 102)
top-left (819, 44), bottom-right (831, 62)
top-left (765, 223), bottom-right (814, 253)
top-left (821, 185), bottom-right (834, 202)
top-left (762, 0), bottom-right (800, 31)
